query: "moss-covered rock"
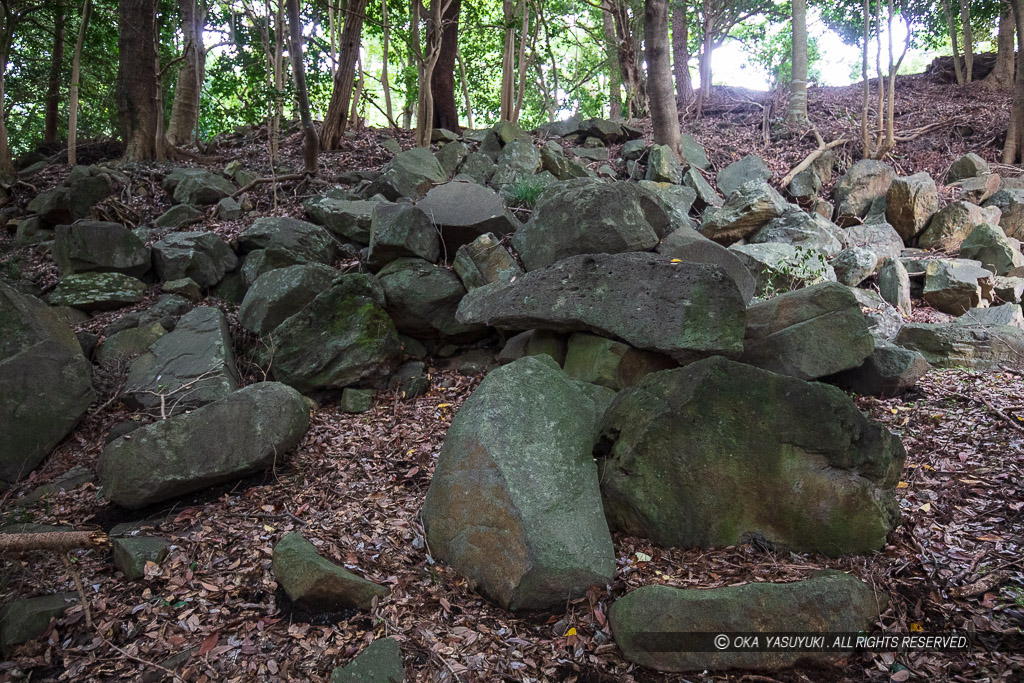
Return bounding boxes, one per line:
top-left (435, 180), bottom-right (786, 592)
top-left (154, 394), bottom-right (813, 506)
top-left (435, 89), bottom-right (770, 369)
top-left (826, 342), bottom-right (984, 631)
top-left (596, 356), bottom-right (905, 555)
top-left (367, 147), bottom-right (447, 200)
top-left (894, 323), bottom-right (1024, 370)
top-left (152, 231), bottom-right (238, 288)
top-left (563, 332), bottom-right (675, 391)
top-left (272, 533), bottom-right (388, 611)
top-left (0, 593), bottom-right (78, 656)
top-left (47, 272), bottom-right (147, 312)
top-left (330, 638), bottom-right (405, 683)
top-left (366, 203), bottom-right (440, 270)
top-left (239, 264), bottom-right (339, 336)
top-left (112, 536), bottom-right (170, 580)
top-left (377, 258), bottom-right (482, 341)
top-left (0, 282), bottom-right (82, 361)
top-left (53, 221), bottom-right (151, 278)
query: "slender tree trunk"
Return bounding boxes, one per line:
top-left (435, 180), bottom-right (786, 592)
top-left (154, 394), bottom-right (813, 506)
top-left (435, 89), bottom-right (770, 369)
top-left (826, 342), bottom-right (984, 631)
top-left (272, 0), bottom-right (284, 150)
top-left (68, 0), bottom-right (91, 166)
top-left (118, 0), bottom-right (163, 161)
top-left (499, 0), bottom-right (518, 121)
top-left (416, 0), bottom-right (446, 146)
top-left (286, 0), bottom-right (317, 174)
top-left (457, 48), bottom-right (473, 128)
top-left (785, 0), bottom-right (808, 124)
top-left (1003, 0), bottom-right (1024, 163)
top-left (860, 0), bottom-right (870, 158)
top-left (44, 5), bottom-right (66, 144)
top-left (671, 0), bottom-right (692, 107)
top-left (611, 0), bottom-right (644, 117)
top-left (943, 0), bottom-right (964, 85)
top-left (511, 3), bottom-right (533, 122)
top-left (958, 0), bottom-right (973, 83)
top-left (349, 53), bottom-right (363, 127)
top-left (695, 19), bottom-right (712, 117)
top-left (431, 0), bottom-right (461, 132)
top-left (645, 0), bottom-right (681, 158)
top-left (602, 0), bottom-right (622, 119)
top-left (328, 0), bottom-right (337, 75)
top-left (381, 0), bottom-right (393, 124)
top-left (0, 17), bottom-right (12, 178)
top-left (320, 0), bottom-right (369, 148)
top-left (167, 0), bottom-right (206, 146)
top-left (989, 1), bottom-right (1015, 89)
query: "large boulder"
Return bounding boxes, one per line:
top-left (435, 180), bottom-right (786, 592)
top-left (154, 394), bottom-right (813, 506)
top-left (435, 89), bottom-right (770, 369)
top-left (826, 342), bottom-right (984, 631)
top-left (303, 196), bottom-right (380, 245)
top-left (656, 226), bottom-right (756, 303)
top-left (457, 252), bottom-right (747, 363)
top-left (878, 256), bottom-right (912, 315)
top-left (415, 181), bottom-right (517, 250)
top-left (421, 356), bottom-right (615, 610)
top-left (955, 303), bottom-right (1024, 328)
top-left (701, 181), bottom-right (792, 244)
top-left (741, 281), bottom-right (874, 380)
top-left (833, 159), bottom-right (895, 224)
top-left (716, 155), bottom-right (771, 198)
top-left (330, 639), bottom-right (405, 683)
top-left (832, 246), bottom-right (878, 287)
top-left (47, 272), bottom-right (147, 312)
top-left (53, 221), bottom-right (151, 278)
top-left (239, 264), bottom-right (339, 336)
top-left (27, 166), bottom-right (115, 225)
top-left (152, 231), bottom-right (238, 288)
top-left (0, 593), bottom-right (80, 656)
top-left (637, 180), bottom-right (697, 231)
top-left (452, 232), bottom-right (523, 290)
top-left (886, 172), bottom-right (938, 241)
top-left (366, 203), bottom-right (440, 269)
top-left (959, 223), bottom-right (1024, 275)
top-left (609, 572), bottom-right (880, 673)
top-left (645, 144), bottom-right (684, 184)
top-left (261, 275), bottom-right (403, 392)
top-left (749, 211), bottom-right (844, 258)
top-left (852, 287), bottom-right (905, 340)
top-left (238, 217), bottom-right (336, 265)
top-left (922, 259), bottom-right (994, 315)
top-left (377, 258), bottom-right (482, 340)
top-left (512, 179), bottom-right (669, 271)
top-left (983, 188), bottom-right (1024, 240)
top-left (124, 307), bottom-right (239, 415)
top-left (826, 339), bottom-right (930, 397)
top-left (729, 243), bottom-right (835, 296)
top-left (172, 171), bottom-right (235, 205)
top-left (843, 222), bottom-right (905, 264)
top-left (596, 356), bottom-right (905, 555)
top-left (272, 533), bottom-right (387, 611)
top-left (788, 150), bottom-right (835, 198)
top-left (563, 332), bottom-right (674, 390)
top-left (99, 382), bottom-right (309, 508)
top-left (919, 200), bottom-right (1002, 250)
top-left (947, 153), bottom-right (990, 183)
top-left (679, 133), bottom-right (711, 170)
top-left (0, 281), bottom-right (83, 360)
top-left (895, 323), bottom-right (1024, 370)
top-left (367, 147), bottom-right (447, 200)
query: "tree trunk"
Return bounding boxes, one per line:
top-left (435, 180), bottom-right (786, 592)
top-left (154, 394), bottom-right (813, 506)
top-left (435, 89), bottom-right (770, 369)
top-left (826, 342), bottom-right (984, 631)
top-left (1003, 0), bottom-right (1024, 163)
top-left (416, 0), bottom-right (446, 146)
top-left (431, 0), bottom-right (461, 132)
top-left (645, 0), bottom-right (681, 157)
top-left (349, 54), bottom-right (363, 127)
top-left (0, 15), bottom-right (12, 178)
top-left (44, 4), bottom-right (66, 145)
top-left (286, 0), bottom-right (317, 174)
top-left (118, 0), bottom-right (163, 161)
top-left (785, 0), bottom-right (808, 124)
top-left (611, 0), bottom-right (644, 118)
top-left (602, 0), bottom-right (622, 119)
top-left (511, 3), bottom-right (534, 122)
top-left (943, 0), bottom-right (964, 85)
top-left (958, 0), bottom-right (973, 83)
top-left (499, 0), bottom-right (518, 121)
top-left (167, 0), bottom-right (206, 146)
top-left (671, 0), bottom-right (692, 107)
top-left (320, 0), bottom-right (369, 149)
top-left (457, 48), bottom-right (473, 129)
top-left (381, 0), bottom-right (394, 125)
top-left (860, 0), bottom-right (870, 158)
top-left (989, 1), bottom-right (1015, 89)
top-left (68, 0), bottom-right (91, 166)
top-left (695, 17), bottom-right (712, 118)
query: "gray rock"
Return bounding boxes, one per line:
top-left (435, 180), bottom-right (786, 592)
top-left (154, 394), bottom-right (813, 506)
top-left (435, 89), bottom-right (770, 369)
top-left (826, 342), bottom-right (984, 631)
top-left (656, 226), bottom-right (757, 303)
top-left (950, 173), bottom-right (1001, 204)
top-left (621, 139), bottom-right (647, 161)
top-left (239, 217), bottom-right (336, 266)
top-left (682, 167), bottom-right (722, 210)
top-left (458, 152), bottom-right (496, 185)
top-left (637, 180), bottom-right (697, 231)
top-left (367, 203), bottom-right (440, 269)
top-left (261, 275), bottom-right (403, 393)
top-left (730, 242), bottom-right (835, 296)
top-left (680, 133), bottom-right (711, 170)
top-left (895, 323), bottom-right (1024, 370)
top-left (919, 201), bottom-right (1002, 250)
top-left (513, 179), bottom-right (668, 270)
top-left (539, 142), bottom-right (592, 181)
top-left (741, 281), bottom-right (874, 380)
top-left (716, 155), bottom-right (771, 198)
top-left (923, 259), bottom-right (994, 314)
top-left (563, 332), bottom-right (674, 390)
top-left (497, 329), bottom-right (568, 366)
top-left (340, 388), bottom-right (373, 413)
top-left (47, 272), bottom-right (147, 311)
top-left (826, 339), bottom-right (930, 397)
top-left (645, 144), bottom-right (684, 184)
top-left (99, 382), bottom-right (309, 508)
top-left (832, 246), bottom-right (878, 286)
top-left (852, 287), bottom-right (905, 340)
top-left (113, 537), bottom-right (170, 580)
top-left (435, 140), bottom-right (468, 176)
top-left (239, 264), bottom-right (339, 336)
top-left (273, 533), bottom-right (387, 611)
top-left (124, 307), bottom-right (239, 415)
top-left (609, 572), bottom-right (880, 673)
top-left (995, 276), bottom-right (1024, 303)
top-left (216, 196), bottom-right (242, 221)
top-left (959, 223), bottom-right (1024, 275)
top-left (0, 593), bottom-right (78, 656)
top-left (833, 159), bottom-right (896, 223)
top-left (0, 281), bottom-right (83, 360)
top-left (388, 360), bottom-right (429, 398)
top-left (452, 233), bottom-right (522, 290)
top-left (843, 221), bottom-right (905, 263)
top-left (367, 147), bottom-right (447, 200)
top-left (597, 356), bottom-right (904, 555)
top-left (457, 252), bottom-right (747, 363)
top-left (983, 188), bottom-right (1024, 240)
top-left (53, 221), bottom-right (151, 278)
top-left (303, 196), bottom-right (380, 245)
top-left (153, 231), bottom-right (238, 288)
top-left (421, 356), bottom-right (615, 610)
top-left (879, 256), bottom-right (912, 315)
top-left (416, 181), bottom-right (517, 250)
top-left (97, 322), bottom-right (168, 366)
top-left (377, 258), bottom-right (481, 340)
top-left (173, 171), bottom-right (236, 206)
top-left (750, 210), bottom-right (844, 257)
top-left (886, 172), bottom-right (938, 241)
top-left (701, 181), bottom-right (793, 244)
top-left (947, 152), bottom-right (990, 183)
top-left (788, 150), bottom-right (835, 198)
top-left (330, 638), bottom-right (405, 683)
top-left (954, 303), bottom-right (1024, 329)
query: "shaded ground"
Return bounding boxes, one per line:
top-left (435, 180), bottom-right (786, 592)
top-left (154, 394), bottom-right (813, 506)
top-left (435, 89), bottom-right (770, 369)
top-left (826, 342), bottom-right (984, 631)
top-left (0, 74), bottom-right (1022, 682)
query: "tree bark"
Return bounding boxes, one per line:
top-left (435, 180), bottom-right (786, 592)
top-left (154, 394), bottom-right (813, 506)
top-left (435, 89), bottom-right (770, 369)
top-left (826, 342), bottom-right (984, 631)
top-left (943, 0), bottom-right (964, 85)
top-left (320, 0), bottom-right (369, 149)
top-left (430, 0), bottom-right (461, 132)
top-left (457, 47), bottom-right (473, 129)
top-left (860, 0), bottom-right (870, 158)
top-left (286, 0), bottom-right (317, 174)
top-left (68, 0), bottom-right (91, 166)
top-left (44, 4), bottom-right (66, 145)
top-left (695, 13), bottom-right (712, 118)
top-left (1003, 0), bottom-right (1024, 163)
top-left (645, 0), bottom-right (681, 158)
top-left (0, 8), bottom-right (13, 178)
top-left (167, 0), bottom-right (207, 146)
top-left (118, 0), bottom-right (163, 161)
top-left (958, 0), bottom-right (973, 83)
top-left (381, 0), bottom-right (393, 124)
top-left (602, 0), bottom-right (622, 119)
top-left (415, 0), bottom-right (446, 145)
top-left (989, 1), bottom-right (1015, 89)
top-left (499, 0), bottom-right (518, 121)
top-left (671, 0), bottom-right (692, 107)
top-left (785, 0), bottom-right (808, 124)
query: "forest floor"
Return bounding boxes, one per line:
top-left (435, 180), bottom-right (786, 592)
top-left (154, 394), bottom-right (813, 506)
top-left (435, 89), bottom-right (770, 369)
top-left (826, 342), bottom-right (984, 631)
top-left (0, 74), bottom-right (1023, 682)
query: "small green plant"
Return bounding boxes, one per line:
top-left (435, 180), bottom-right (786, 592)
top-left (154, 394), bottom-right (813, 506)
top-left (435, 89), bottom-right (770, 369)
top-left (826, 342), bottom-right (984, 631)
top-left (758, 245), bottom-right (830, 299)
top-left (505, 176), bottom-right (547, 208)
